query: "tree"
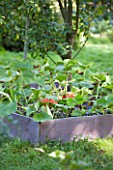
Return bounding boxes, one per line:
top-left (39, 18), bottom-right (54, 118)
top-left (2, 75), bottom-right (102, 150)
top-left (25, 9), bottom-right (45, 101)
top-left (0, 0), bottom-right (64, 59)
top-left (57, 0), bottom-right (80, 59)
top-left (0, 0), bottom-right (112, 60)
top-left (57, 0), bottom-right (113, 59)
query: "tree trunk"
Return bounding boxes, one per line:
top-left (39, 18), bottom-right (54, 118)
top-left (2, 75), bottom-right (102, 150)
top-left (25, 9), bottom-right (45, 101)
top-left (57, 0), bottom-right (80, 59)
top-left (65, 32), bottom-right (75, 59)
top-left (23, 16), bottom-right (29, 60)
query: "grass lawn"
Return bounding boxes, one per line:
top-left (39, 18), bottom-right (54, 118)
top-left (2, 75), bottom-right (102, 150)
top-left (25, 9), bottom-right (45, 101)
top-left (0, 135), bottom-right (113, 170)
top-left (0, 37), bottom-right (113, 169)
top-left (74, 37), bottom-right (113, 80)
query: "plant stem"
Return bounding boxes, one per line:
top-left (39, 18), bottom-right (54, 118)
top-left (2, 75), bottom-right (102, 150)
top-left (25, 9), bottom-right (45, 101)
top-left (0, 91), bottom-right (12, 102)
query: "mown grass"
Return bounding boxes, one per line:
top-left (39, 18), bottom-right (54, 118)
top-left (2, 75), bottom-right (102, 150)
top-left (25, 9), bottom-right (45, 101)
top-left (76, 37), bottom-right (113, 80)
top-left (0, 135), bottom-right (113, 170)
top-left (0, 37), bottom-right (113, 169)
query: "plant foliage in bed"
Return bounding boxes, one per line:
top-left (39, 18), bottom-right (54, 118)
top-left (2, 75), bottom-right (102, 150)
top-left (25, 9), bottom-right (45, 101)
top-left (0, 51), bottom-right (113, 122)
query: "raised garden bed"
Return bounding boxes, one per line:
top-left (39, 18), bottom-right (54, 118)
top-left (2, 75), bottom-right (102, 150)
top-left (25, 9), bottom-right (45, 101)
top-left (1, 113), bottom-right (113, 144)
top-left (1, 56), bottom-right (113, 144)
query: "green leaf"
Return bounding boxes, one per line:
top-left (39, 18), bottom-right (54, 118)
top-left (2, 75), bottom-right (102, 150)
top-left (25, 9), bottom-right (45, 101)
top-left (31, 89), bottom-right (41, 101)
top-left (77, 62), bottom-right (87, 69)
top-left (46, 105), bottom-right (53, 119)
top-left (56, 73), bottom-right (67, 82)
top-left (106, 74), bottom-right (111, 84)
top-left (0, 101), bottom-right (17, 117)
top-left (47, 51), bottom-right (63, 63)
top-left (25, 106), bottom-right (37, 117)
top-left (56, 104), bottom-right (71, 111)
top-left (64, 59), bottom-right (76, 69)
top-left (13, 61), bottom-right (33, 71)
top-left (33, 105), bottom-right (53, 122)
top-left (44, 85), bottom-right (52, 92)
top-left (105, 94), bottom-right (113, 107)
top-left (55, 64), bottom-right (65, 71)
top-left (90, 74), bottom-right (106, 82)
top-left (0, 76), bottom-right (14, 83)
top-left (33, 113), bottom-right (45, 122)
top-left (33, 112), bottom-right (52, 122)
top-left (94, 97), bottom-right (107, 107)
top-left (35, 77), bottom-right (45, 86)
top-left (80, 82), bottom-right (94, 89)
top-left (103, 84), bottom-right (113, 90)
top-left (66, 98), bottom-right (75, 107)
top-left (71, 110), bottom-right (84, 117)
top-left (74, 94), bottom-right (85, 105)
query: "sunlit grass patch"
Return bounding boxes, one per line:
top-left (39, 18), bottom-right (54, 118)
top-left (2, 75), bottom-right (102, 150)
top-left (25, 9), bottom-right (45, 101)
top-left (76, 42), bottom-right (113, 80)
top-left (94, 138), bottom-right (113, 156)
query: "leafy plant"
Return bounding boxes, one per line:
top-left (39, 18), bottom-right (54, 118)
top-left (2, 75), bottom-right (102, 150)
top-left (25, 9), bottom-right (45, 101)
top-left (0, 52), bottom-right (113, 122)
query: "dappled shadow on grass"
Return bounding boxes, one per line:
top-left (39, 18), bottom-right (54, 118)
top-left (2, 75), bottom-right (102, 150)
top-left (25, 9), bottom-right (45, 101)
top-left (0, 135), bottom-right (113, 170)
top-left (0, 135), bottom-right (58, 170)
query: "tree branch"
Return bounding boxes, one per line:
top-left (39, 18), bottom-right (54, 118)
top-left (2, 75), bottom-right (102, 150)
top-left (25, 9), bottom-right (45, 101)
top-left (23, 16), bottom-right (29, 60)
top-left (75, 0), bottom-right (80, 36)
top-left (72, 37), bottom-right (88, 60)
top-left (68, 0), bottom-right (72, 27)
top-left (64, 0), bottom-right (68, 22)
top-left (57, 0), bottom-right (66, 22)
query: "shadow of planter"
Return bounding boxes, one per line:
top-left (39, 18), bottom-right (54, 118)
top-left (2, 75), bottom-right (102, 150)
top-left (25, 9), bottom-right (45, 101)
top-left (1, 113), bottom-right (113, 144)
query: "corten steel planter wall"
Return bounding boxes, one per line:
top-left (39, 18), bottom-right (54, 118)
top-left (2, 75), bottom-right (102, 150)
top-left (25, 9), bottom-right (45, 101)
top-left (1, 113), bottom-right (113, 144)
top-left (1, 114), bottom-right (40, 144)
